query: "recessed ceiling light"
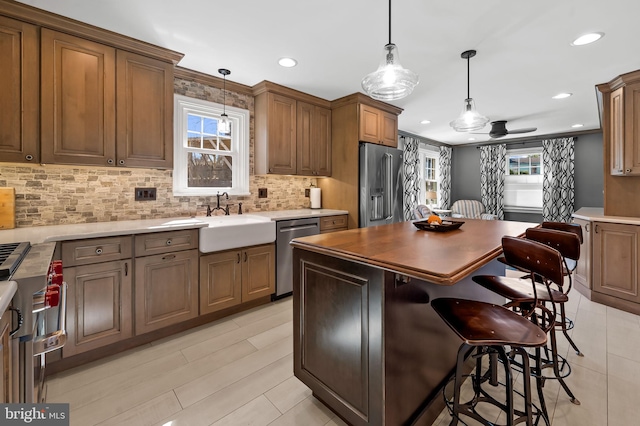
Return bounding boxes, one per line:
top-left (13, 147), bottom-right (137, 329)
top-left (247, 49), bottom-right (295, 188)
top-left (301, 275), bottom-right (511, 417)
top-left (278, 57), bottom-right (297, 68)
top-left (571, 124), bottom-right (584, 128)
top-left (468, 137), bottom-right (476, 141)
top-left (552, 93), bottom-right (572, 99)
top-left (571, 32), bottom-right (604, 46)
top-left (420, 120), bottom-right (431, 124)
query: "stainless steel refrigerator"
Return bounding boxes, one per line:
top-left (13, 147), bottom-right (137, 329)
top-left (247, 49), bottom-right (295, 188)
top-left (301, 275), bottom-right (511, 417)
top-left (359, 143), bottom-right (404, 227)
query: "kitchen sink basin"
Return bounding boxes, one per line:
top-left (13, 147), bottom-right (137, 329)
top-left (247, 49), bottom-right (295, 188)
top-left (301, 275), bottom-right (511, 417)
top-left (198, 214), bottom-right (276, 253)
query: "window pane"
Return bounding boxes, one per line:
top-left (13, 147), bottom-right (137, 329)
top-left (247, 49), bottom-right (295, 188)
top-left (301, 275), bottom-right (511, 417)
top-left (187, 115), bottom-right (202, 132)
top-left (187, 132), bottom-right (201, 148)
top-left (531, 166), bottom-right (540, 175)
top-left (203, 137), bottom-right (217, 150)
top-left (218, 136), bottom-right (232, 151)
top-left (187, 153), bottom-right (233, 188)
top-left (519, 166), bottom-right (529, 175)
top-left (509, 157), bottom-right (518, 174)
top-left (203, 118), bottom-right (217, 135)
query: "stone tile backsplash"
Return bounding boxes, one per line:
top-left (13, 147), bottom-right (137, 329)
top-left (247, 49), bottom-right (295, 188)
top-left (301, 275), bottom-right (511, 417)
top-left (0, 164), bottom-right (316, 227)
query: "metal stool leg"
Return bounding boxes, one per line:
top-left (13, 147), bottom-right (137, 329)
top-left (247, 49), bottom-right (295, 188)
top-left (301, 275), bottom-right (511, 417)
top-left (560, 303), bottom-right (583, 356)
top-left (549, 324), bottom-right (581, 405)
top-left (448, 343), bottom-right (469, 426)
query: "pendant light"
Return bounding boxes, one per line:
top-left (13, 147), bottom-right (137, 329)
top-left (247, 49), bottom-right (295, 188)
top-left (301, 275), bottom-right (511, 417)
top-left (449, 50), bottom-right (489, 132)
top-left (361, 0), bottom-right (419, 101)
top-left (218, 68), bottom-right (231, 134)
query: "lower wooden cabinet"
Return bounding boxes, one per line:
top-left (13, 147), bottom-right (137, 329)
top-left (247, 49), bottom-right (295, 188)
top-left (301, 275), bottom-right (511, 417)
top-left (134, 249), bottom-right (199, 335)
top-left (63, 259), bottom-right (133, 357)
top-left (0, 307), bottom-right (12, 403)
top-left (320, 214), bottom-right (348, 233)
top-left (592, 221), bottom-right (640, 303)
top-left (200, 244), bottom-right (275, 315)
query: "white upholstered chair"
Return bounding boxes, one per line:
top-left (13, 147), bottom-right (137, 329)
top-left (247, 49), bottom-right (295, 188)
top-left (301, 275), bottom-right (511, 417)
top-left (450, 200), bottom-right (498, 220)
top-left (412, 204), bottom-right (431, 220)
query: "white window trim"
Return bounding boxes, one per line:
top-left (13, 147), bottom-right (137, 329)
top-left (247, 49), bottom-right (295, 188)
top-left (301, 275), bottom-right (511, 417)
top-left (418, 144), bottom-right (440, 207)
top-left (173, 95), bottom-right (250, 196)
top-left (504, 146), bottom-right (543, 214)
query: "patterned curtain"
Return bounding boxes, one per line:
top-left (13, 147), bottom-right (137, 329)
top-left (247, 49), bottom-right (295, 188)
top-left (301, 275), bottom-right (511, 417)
top-left (402, 137), bottom-right (420, 220)
top-left (479, 144), bottom-right (506, 220)
top-left (438, 146), bottom-right (452, 209)
top-left (542, 137), bottom-right (575, 222)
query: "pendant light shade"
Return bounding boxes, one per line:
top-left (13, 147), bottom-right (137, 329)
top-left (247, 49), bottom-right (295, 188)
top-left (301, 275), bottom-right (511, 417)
top-left (218, 68), bottom-right (231, 134)
top-left (361, 0), bottom-right (418, 101)
top-left (449, 50), bottom-right (489, 132)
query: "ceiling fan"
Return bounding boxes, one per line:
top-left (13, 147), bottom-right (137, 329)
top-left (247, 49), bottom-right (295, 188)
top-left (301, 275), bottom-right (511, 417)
top-left (474, 120), bottom-right (538, 138)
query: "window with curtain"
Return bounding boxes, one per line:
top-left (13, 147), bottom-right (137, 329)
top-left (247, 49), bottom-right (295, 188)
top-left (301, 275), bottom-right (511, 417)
top-left (504, 147), bottom-right (543, 213)
top-left (418, 145), bottom-right (440, 207)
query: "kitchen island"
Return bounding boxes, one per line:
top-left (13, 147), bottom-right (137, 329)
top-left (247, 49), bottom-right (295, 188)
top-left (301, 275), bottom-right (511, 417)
top-left (291, 218), bottom-right (534, 426)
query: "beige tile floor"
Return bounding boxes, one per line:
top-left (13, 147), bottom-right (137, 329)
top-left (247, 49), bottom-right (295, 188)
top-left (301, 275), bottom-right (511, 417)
top-left (47, 289), bottom-right (639, 426)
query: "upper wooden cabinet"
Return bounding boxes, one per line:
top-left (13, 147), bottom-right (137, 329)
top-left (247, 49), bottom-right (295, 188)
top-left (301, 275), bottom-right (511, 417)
top-left (597, 70), bottom-right (640, 217)
top-left (40, 29), bottom-right (174, 168)
top-left (297, 101), bottom-right (332, 176)
top-left (40, 29), bottom-right (117, 166)
top-left (0, 16), bottom-right (39, 163)
top-left (598, 72), bottom-right (640, 176)
top-left (359, 104), bottom-right (398, 147)
top-left (116, 50), bottom-right (174, 168)
top-left (0, 2), bottom-right (183, 169)
top-left (254, 81), bottom-right (332, 176)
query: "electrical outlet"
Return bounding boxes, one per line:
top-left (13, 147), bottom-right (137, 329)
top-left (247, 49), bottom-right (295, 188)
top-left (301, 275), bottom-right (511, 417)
top-left (135, 187), bottom-right (157, 201)
top-left (258, 188), bottom-right (268, 198)
top-left (305, 188), bottom-right (310, 197)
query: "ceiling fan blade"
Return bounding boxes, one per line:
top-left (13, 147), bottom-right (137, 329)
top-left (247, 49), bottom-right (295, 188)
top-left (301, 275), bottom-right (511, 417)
top-left (507, 127), bottom-right (537, 134)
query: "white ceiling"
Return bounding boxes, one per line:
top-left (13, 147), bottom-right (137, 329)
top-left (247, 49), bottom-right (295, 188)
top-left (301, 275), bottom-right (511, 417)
top-left (16, 0), bottom-right (640, 145)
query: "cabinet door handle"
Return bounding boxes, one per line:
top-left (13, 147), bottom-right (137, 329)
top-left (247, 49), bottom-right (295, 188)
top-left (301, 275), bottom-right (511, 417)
top-left (594, 224), bottom-right (599, 234)
top-left (162, 254), bottom-right (176, 261)
top-left (585, 223), bottom-right (590, 233)
top-left (125, 262), bottom-right (128, 276)
top-left (237, 253), bottom-right (240, 264)
top-left (166, 239), bottom-right (172, 246)
top-left (107, 159), bottom-right (114, 164)
top-left (626, 168), bottom-right (632, 173)
top-left (25, 154), bottom-right (33, 161)
top-left (95, 247), bottom-right (103, 255)
top-left (119, 159), bottom-right (125, 165)
top-left (244, 252), bottom-right (248, 262)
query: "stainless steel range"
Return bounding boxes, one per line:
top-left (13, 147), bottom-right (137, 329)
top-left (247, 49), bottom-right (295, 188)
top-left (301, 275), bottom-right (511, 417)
top-left (0, 241), bottom-right (67, 403)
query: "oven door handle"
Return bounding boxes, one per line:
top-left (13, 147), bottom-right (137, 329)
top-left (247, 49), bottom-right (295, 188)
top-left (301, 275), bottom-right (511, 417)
top-left (33, 282), bottom-right (67, 356)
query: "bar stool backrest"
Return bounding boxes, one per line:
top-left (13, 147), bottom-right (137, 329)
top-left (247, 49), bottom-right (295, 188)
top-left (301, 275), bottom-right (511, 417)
top-left (541, 221), bottom-right (583, 244)
top-left (526, 228), bottom-right (581, 263)
top-left (502, 236), bottom-right (564, 289)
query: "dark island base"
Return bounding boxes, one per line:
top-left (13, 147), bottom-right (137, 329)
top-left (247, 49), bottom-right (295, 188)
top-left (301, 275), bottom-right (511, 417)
top-left (293, 248), bottom-right (504, 426)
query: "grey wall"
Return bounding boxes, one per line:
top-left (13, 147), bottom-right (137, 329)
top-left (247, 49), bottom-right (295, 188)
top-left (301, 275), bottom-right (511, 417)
top-left (450, 132), bottom-right (604, 222)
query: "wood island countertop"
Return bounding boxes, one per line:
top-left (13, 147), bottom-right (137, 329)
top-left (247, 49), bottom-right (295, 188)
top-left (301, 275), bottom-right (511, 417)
top-left (291, 218), bottom-right (535, 284)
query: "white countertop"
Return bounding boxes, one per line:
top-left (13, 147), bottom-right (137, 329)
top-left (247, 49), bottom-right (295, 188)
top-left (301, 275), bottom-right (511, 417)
top-left (0, 209), bottom-right (350, 244)
top-left (572, 207), bottom-right (640, 225)
top-left (0, 281), bottom-right (17, 315)
top-left (249, 209), bottom-right (348, 221)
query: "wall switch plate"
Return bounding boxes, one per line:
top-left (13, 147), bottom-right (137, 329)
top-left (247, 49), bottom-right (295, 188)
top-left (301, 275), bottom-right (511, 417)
top-left (305, 188), bottom-right (310, 197)
top-left (258, 188), bottom-right (268, 198)
top-left (135, 187), bottom-right (157, 201)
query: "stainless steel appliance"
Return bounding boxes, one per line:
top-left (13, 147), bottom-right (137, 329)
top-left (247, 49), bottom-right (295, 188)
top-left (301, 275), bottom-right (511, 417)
top-left (359, 143), bottom-right (404, 227)
top-left (275, 218), bottom-right (320, 299)
top-left (0, 241), bottom-right (67, 403)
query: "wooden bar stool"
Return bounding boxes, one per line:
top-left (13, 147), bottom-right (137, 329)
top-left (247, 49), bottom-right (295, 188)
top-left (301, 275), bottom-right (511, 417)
top-left (540, 221), bottom-right (584, 356)
top-left (473, 228), bottom-right (581, 405)
top-left (431, 236), bottom-right (561, 426)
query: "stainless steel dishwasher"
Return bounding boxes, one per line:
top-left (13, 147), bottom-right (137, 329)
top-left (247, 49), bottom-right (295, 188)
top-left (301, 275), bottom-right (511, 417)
top-left (275, 217), bottom-right (320, 299)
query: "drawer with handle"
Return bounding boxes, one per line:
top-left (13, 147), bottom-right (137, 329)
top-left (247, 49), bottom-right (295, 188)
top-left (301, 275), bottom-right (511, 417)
top-left (320, 215), bottom-right (348, 233)
top-left (62, 236), bottom-right (133, 266)
top-left (134, 229), bottom-right (198, 257)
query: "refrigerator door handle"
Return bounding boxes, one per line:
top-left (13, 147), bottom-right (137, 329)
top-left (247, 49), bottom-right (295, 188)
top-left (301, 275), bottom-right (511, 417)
top-left (384, 153), bottom-right (393, 220)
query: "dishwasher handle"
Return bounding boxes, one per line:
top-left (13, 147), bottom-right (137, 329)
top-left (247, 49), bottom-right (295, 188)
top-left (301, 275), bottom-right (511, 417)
top-left (278, 224), bottom-right (319, 233)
